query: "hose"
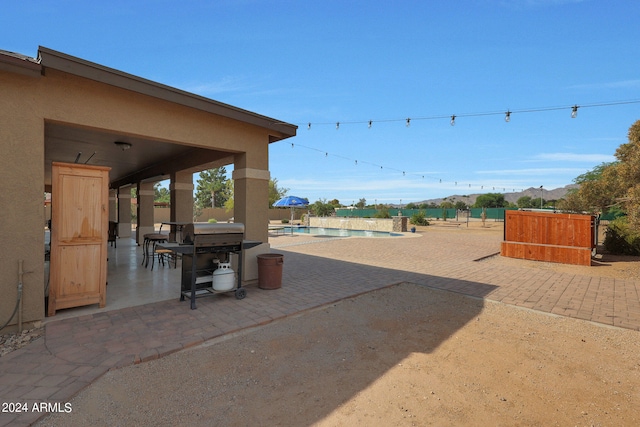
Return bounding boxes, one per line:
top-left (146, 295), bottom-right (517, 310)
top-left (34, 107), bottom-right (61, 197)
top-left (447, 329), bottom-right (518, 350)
top-left (0, 283), bottom-right (21, 333)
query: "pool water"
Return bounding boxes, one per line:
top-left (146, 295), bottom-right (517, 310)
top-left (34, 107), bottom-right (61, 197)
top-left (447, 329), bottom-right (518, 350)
top-left (283, 226), bottom-right (402, 238)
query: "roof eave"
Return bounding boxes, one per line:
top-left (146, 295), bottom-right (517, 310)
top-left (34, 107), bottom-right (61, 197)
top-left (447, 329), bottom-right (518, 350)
top-left (0, 49), bottom-right (42, 77)
top-left (37, 46), bottom-right (297, 141)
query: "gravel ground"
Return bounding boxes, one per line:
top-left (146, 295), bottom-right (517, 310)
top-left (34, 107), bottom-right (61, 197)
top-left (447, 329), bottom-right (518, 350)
top-left (0, 327), bottom-right (44, 357)
top-left (35, 283), bottom-right (640, 427)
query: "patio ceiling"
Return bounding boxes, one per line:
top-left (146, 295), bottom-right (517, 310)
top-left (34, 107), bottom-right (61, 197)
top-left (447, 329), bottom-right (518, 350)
top-left (45, 122), bottom-right (234, 189)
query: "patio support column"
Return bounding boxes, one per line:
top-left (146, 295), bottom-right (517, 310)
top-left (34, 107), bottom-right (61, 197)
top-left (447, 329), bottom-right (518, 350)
top-left (170, 170), bottom-right (194, 241)
top-left (137, 182), bottom-right (155, 245)
top-left (109, 189), bottom-right (117, 222)
top-left (233, 151), bottom-right (271, 285)
top-left (117, 185), bottom-right (132, 238)
top-left (232, 167), bottom-right (270, 243)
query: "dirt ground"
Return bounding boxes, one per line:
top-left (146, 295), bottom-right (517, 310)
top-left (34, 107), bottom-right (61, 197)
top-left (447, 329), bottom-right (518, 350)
top-left (36, 283), bottom-right (640, 427)
top-left (35, 221), bottom-right (640, 426)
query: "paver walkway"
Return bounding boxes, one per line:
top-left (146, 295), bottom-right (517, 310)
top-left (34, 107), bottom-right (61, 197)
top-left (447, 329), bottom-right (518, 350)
top-left (1, 227), bottom-right (639, 426)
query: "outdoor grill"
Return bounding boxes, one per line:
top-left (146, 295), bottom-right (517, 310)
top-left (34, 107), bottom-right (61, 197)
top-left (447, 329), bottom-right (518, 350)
top-left (159, 222), bottom-right (261, 309)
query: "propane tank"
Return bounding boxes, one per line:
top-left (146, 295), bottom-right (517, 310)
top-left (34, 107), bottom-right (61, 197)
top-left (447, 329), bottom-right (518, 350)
top-left (212, 262), bottom-right (235, 291)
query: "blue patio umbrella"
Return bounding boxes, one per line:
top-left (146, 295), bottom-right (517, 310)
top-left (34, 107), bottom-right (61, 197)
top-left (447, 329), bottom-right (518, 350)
top-left (273, 196), bottom-right (309, 222)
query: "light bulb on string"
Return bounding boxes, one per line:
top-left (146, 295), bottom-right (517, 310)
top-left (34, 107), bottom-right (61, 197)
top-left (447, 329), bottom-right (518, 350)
top-left (368, 120), bottom-right (372, 129)
top-left (450, 115), bottom-right (456, 126)
top-left (572, 105), bottom-right (579, 118)
top-left (336, 122), bottom-right (340, 130)
top-left (307, 122), bottom-right (311, 130)
top-left (406, 118), bottom-right (411, 127)
top-left (505, 111), bottom-right (511, 122)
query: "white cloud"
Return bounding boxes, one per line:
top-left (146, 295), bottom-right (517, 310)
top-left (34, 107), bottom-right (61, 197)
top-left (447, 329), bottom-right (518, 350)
top-left (567, 79), bottom-right (640, 90)
top-left (532, 153), bottom-right (615, 162)
top-left (476, 168), bottom-right (586, 175)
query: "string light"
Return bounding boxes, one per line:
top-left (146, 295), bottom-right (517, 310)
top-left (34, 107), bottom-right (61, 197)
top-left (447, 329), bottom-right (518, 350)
top-left (571, 105), bottom-right (579, 118)
top-left (291, 99), bottom-right (639, 129)
top-left (283, 98), bottom-right (640, 195)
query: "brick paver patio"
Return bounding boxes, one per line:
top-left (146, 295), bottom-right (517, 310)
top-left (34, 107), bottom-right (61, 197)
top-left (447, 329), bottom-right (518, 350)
top-left (1, 226), bottom-right (639, 426)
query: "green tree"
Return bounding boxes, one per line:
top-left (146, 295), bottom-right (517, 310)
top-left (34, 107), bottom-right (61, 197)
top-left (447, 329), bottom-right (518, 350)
top-left (517, 196), bottom-right (533, 208)
top-left (474, 193), bottom-right (507, 208)
top-left (154, 183), bottom-right (170, 204)
top-left (556, 189), bottom-right (585, 213)
top-left (566, 161), bottom-right (622, 214)
top-left (373, 206), bottom-right (391, 218)
top-left (269, 178), bottom-right (289, 207)
top-left (223, 180), bottom-right (234, 212)
top-left (356, 198), bottom-right (366, 209)
top-left (224, 178), bottom-right (285, 211)
top-left (311, 199), bottom-right (335, 216)
top-left (454, 201), bottom-right (467, 210)
top-left (194, 167), bottom-right (230, 209)
top-left (613, 120), bottom-right (640, 228)
top-left (561, 120), bottom-right (640, 254)
top-left (530, 197), bottom-right (546, 209)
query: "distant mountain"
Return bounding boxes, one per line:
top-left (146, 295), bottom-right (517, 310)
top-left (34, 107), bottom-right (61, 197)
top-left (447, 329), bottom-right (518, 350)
top-left (405, 185), bottom-right (579, 207)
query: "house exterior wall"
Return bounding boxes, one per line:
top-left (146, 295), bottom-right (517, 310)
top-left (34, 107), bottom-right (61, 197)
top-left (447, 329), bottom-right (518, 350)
top-left (1, 54), bottom-right (288, 328)
top-left (0, 70), bottom-right (46, 329)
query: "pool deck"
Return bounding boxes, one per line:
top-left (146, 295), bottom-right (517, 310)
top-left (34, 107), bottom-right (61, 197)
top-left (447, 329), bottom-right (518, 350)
top-left (2, 224), bottom-right (640, 426)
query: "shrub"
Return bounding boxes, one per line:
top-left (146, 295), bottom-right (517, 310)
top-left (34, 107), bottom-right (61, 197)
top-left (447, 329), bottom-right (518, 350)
top-left (410, 211), bottom-right (429, 226)
top-left (207, 218), bottom-right (217, 223)
top-left (373, 207), bottom-right (391, 218)
top-left (603, 217), bottom-right (640, 255)
top-left (281, 218), bottom-right (289, 224)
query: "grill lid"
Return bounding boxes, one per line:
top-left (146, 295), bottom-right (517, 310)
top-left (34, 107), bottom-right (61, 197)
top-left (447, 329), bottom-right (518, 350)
top-left (182, 223), bottom-right (244, 244)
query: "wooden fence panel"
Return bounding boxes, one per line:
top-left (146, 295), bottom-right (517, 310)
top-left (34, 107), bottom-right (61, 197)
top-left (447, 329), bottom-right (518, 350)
top-left (501, 210), bottom-right (595, 266)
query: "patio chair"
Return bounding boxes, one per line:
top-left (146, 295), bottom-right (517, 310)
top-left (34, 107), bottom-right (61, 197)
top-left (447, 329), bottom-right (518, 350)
top-left (108, 221), bottom-right (118, 248)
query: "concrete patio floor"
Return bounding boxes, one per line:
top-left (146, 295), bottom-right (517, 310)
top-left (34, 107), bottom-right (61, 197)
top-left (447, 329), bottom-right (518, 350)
top-left (2, 225), bottom-right (640, 426)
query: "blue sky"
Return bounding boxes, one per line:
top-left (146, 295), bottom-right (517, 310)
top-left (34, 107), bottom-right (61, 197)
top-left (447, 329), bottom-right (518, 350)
top-left (3, 0), bottom-right (640, 204)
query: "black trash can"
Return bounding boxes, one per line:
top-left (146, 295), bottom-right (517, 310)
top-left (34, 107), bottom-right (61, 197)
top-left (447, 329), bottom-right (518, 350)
top-left (257, 253), bottom-right (284, 290)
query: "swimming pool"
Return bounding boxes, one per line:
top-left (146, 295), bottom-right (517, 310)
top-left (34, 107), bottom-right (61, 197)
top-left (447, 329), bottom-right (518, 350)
top-left (283, 226), bottom-right (403, 238)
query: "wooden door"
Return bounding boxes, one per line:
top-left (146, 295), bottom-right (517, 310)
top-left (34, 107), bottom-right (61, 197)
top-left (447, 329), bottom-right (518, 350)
top-left (48, 162), bottom-right (110, 316)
